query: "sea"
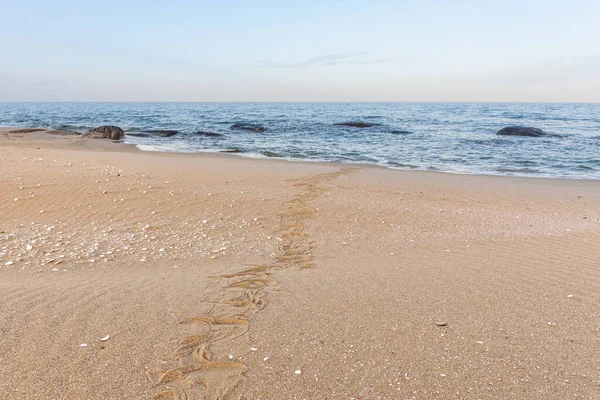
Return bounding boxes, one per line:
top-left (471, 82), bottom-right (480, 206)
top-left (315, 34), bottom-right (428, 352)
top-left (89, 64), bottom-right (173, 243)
top-left (1, 102), bottom-right (599, 179)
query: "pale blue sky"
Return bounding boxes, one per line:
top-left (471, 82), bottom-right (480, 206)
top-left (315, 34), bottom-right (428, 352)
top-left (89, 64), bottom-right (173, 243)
top-left (1, 0), bottom-right (599, 101)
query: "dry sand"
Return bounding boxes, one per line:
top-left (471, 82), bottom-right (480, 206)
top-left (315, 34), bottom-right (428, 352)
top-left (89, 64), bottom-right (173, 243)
top-left (0, 127), bottom-right (599, 399)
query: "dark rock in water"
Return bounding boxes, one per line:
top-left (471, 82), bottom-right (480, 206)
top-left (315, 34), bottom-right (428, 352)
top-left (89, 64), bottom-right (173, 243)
top-left (497, 126), bottom-right (547, 137)
top-left (47, 130), bottom-right (81, 136)
top-left (143, 129), bottom-right (179, 137)
top-left (83, 125), bottom-right (124, 140)
top-left (220, 149), bottom-right (242, 153)
top-left (230, 123), bottom-right (268, 133)
top-left (195, 131), bottom-right (223, 137)
top-left (125, 132), bottom-right (151, 138)
top-left (334, 122), bottom-right (377, 128)
top-left (9, 128), bottom-right (47, 133)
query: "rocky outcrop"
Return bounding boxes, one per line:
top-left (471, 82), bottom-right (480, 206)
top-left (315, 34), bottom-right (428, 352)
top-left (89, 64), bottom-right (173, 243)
top-left (334, 122), bottom-right (377, 128)
top-left (230, 123), bottom-right (268, 133)
top-left (83, 126), bottom-right (124, 140)
top-left (497, 126), bottom-right (547, 137)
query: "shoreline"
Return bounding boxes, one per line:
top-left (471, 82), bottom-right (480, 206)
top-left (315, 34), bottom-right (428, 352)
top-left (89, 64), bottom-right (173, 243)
top-left (2, 126), bottom-right (599, 185)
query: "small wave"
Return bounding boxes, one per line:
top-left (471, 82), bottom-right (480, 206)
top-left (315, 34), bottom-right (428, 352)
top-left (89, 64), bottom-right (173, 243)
top-left (262, 151), bottom-right (283, 158)
top-left (56, 124), bottom-right (90, 131)
top-left (574, 165), bottom-right (596, 171)
top-left (387, 161), bottom-right (418, 169)
top-left (391, 130), bottom-right (413, 135)
top-left (142, 129), bottom-right (179, 137)
top-left (285, 151), bottom-right (309, 159)
top-left (461, 138), bottom-right (511, 147)
top-left (495, 167), bottom-right (540, 174)
top-left (513, 160), bottom-right (540, 167)
top-left (135, 144), bottom-right (162, 152)
top-left (194, 131), bottom-right (223, 137)
top-left (501, 113), bottom-right (526, 119)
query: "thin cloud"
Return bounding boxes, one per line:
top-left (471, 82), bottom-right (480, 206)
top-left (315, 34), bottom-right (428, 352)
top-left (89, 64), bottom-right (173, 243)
top-left (489, 55), bottom-right (600, 85)
top-left (0, 73), bottom-right (64, 87)
top-left (257, 52), bottom-right (391, 68)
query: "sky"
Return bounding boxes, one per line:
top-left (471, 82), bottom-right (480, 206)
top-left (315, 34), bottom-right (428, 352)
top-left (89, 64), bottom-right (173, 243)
top-left (1, 0), bottom-right (599, 102)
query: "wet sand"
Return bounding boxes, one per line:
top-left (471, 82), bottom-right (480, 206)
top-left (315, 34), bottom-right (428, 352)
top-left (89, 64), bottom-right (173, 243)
top-left (1, 128), bottom-right (599, 399)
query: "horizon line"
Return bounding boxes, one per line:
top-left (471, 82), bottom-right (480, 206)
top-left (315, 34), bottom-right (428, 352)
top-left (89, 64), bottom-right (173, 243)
top-left (1, 101), bottom-right (599, 104)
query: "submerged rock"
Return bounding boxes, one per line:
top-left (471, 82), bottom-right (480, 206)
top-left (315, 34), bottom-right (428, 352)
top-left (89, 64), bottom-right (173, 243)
top-left (83, 126), bottom-right (124, 140)
top-left (143, 130), bottom-right (179, 137)
top-left (125, 132), bottom-right (151, 137)
top-left (230, 123), bottom-right (268, 133)
top-left (195, 131), bottom-right (223, 137)
top-left (334, 122), bottom-right (377, 128)
top-left (497, 126), bottom-right (547, 137)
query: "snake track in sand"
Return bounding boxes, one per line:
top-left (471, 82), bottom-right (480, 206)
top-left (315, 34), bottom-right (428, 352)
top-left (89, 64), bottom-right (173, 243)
top-left (149, 168), bottom-right (358, 399)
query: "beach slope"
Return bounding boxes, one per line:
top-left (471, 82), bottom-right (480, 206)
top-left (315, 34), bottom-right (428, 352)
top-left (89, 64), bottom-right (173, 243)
top-left (1, 129), bottom-right (599, 399)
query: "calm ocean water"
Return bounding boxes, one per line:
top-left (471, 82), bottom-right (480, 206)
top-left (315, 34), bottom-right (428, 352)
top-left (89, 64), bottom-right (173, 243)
top-left (1, 102), bottom-right (599, 179)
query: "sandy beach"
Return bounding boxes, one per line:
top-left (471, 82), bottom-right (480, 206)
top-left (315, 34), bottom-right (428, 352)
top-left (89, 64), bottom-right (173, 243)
top-left (1, 127), bottom-right (599, 399)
